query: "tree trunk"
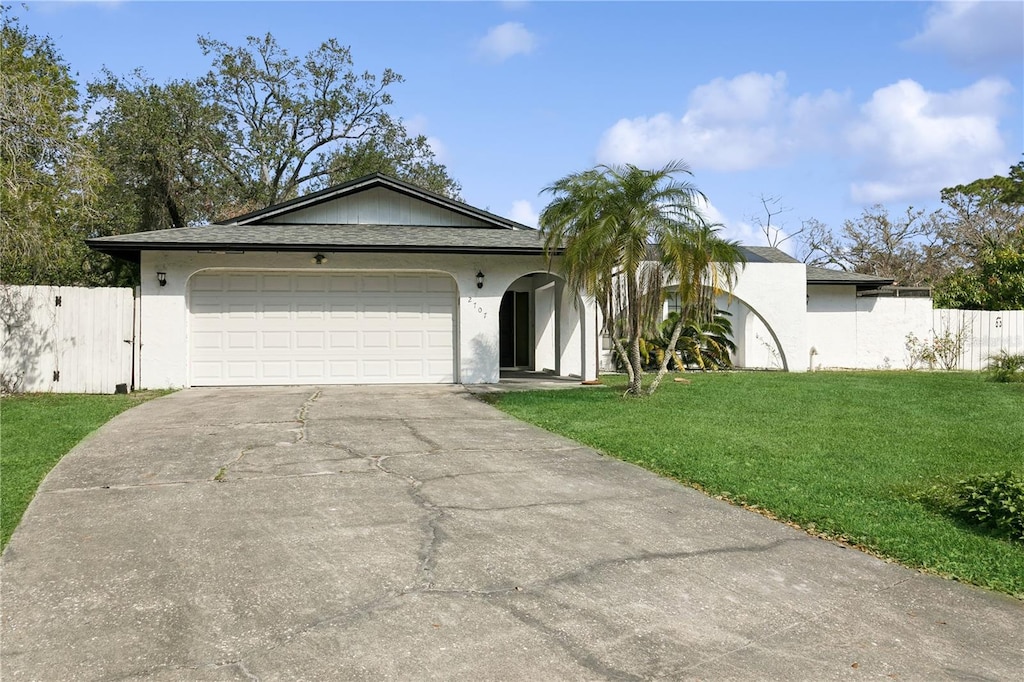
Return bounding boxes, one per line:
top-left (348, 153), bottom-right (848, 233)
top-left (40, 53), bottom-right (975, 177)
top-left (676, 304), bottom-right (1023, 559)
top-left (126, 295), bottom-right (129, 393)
top-left (647, 316), bottom-right (685, 395)
top-left (610, 335), bottom-right (634, 386)
top-left (627, 334), bottom-right (644, 396)
top-left (625, 275), bottom-right (644, 396)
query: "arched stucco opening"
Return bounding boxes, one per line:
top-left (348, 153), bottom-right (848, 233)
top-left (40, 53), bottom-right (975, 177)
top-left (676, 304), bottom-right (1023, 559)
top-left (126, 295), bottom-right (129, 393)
top-left (500, 272), bottom-right (588, 379)
top-left (654, 287), bottom-right (789, 372)
top-left (713, 292), bottom-right (789, 371)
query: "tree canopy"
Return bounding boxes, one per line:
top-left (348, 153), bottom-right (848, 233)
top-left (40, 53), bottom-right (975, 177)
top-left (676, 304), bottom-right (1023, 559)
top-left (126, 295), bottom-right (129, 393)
top-left (2, 13), bottom-right (460, 286)
top-left (797, 160), bottom-right (1024, 309)
top-left (1, 7), bottom-right (108, 285)
top-left (539, 161), bottom-right (744, 396)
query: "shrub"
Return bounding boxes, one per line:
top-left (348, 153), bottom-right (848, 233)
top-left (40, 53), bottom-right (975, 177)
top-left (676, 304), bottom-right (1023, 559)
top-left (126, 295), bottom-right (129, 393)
top-left (986, 351), bottom-right (1024, 383)
top-left (952, 472), bottom-right (1024, 543)
top-left (904, 324), bottom-right (970, 370)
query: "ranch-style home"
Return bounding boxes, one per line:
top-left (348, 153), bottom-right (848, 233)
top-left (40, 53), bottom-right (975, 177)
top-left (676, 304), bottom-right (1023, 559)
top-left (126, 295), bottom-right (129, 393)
top-left (86, 173), bottom-right (926, 389)
top-left (87, 174), bottom-right (601, 388)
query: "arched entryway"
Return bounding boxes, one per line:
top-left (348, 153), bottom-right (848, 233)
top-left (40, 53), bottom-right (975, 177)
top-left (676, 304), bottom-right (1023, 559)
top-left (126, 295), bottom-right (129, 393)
top-left (500, 272), bottom-right (588, 378)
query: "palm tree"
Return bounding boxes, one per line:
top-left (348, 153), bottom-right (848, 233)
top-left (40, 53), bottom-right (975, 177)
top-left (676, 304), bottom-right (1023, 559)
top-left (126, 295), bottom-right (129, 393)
top-left (649, 223), bottom-right (745, 392)
top-left (539, 161), bottom-right (744, 396)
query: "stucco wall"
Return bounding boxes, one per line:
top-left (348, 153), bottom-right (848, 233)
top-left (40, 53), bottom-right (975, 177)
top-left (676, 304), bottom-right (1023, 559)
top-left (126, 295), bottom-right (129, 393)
top-left (728, 262), bottom-right (808, 372)
top-left (806, 285), bottom-right (933, 369)
top-left (138, 251), bottom-right (597, 389)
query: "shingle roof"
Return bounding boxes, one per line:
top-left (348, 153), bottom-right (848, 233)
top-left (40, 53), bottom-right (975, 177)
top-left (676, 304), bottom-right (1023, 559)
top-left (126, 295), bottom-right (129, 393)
top-left (86, 223), bottom-right (551, 258)
top-left (737, 246), bottom-right (801, 264)
top-left (806, 265), bottom-right (893, 286)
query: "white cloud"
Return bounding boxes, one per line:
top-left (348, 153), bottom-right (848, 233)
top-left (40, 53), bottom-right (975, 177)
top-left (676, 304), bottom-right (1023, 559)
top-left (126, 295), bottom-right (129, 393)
top-left (476, 22), bottom-right (538, 62)
top-left (596, 72), bottom-right (848, 172)
top-left (905, 1), bottom-right (1024, 67)
top-left (596, 70), bottom-right (1014, 207)
top-left (509, 199), bottom-right (539, 228)
top-left (845, 78), bottom-right (1012, 203)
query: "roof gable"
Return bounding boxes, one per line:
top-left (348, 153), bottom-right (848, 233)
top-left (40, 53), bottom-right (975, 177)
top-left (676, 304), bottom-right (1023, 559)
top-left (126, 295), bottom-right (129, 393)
top-left (221, 173), bottom-right (525, 230)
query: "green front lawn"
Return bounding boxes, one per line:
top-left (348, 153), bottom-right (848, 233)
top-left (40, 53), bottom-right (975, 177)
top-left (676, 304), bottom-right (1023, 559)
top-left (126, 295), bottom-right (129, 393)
top-left (489, 372), bottom-right (1024, 597)
top-left (1, 392), bottom-right (167, 549)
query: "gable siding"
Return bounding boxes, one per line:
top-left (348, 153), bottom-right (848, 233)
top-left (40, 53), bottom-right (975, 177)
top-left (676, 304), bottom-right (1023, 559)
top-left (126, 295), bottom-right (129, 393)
top-left (273, 187), bottom-right (489, 227)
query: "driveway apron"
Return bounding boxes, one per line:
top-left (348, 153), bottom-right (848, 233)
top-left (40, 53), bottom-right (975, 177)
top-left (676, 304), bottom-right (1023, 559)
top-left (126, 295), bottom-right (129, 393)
top-left (2, 386), bottom-right (1021, 680)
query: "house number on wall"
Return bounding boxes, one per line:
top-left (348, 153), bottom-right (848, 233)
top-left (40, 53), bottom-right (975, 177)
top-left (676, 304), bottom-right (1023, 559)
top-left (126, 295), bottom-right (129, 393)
top-left (465, 296), bottom-right (487, 318)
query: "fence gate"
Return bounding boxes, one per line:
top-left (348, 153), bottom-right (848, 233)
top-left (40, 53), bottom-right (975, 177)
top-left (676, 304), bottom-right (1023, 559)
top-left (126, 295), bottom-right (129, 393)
top-left (0, 285), bottom-right (135, 394)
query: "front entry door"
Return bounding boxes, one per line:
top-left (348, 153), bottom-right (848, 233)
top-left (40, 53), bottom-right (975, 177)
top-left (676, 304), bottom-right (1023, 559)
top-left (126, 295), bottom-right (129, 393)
top-left (499, 291), bottom-right (531, 368)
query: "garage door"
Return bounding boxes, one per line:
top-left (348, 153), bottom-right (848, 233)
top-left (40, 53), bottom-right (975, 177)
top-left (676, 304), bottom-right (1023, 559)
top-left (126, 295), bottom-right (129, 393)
top-left (189, 271), bottom-right (455, 386)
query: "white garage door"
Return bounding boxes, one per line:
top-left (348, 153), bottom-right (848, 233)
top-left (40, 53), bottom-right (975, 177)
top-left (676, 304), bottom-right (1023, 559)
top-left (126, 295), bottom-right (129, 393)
top-left (189, 271), bottom-right (455, 386)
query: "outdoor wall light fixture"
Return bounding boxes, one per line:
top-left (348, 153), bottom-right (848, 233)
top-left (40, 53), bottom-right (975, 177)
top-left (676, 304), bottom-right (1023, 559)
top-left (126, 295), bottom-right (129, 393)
top-left (476, 271), bottom-right (485, 289)
top-left (156, 272), bottom-right (167, 287)
top-left (312, 253), bottom-right (327, 265)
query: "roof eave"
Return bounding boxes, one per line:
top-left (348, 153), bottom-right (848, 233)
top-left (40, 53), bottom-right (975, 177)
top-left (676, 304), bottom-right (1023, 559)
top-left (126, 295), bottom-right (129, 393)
top-left (85, 240), bottom-right (559, 258)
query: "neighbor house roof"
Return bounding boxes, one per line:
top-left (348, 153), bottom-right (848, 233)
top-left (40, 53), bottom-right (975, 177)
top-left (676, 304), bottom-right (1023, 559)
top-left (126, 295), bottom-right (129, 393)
top-left (86, 173), bottom-right (548, 261)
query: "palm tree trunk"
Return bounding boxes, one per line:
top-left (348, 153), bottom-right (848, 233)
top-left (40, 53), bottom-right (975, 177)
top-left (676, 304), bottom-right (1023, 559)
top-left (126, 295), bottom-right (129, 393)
top-left (625, 275), bottom-right (644, 396)
top-left (647, 316), bottom-right (685, 395)
top-left (627, 334), bottom-right (644, 396)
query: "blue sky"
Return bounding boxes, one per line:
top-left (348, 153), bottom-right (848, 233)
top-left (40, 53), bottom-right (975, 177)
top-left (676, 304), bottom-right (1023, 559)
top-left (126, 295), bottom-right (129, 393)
top-left (18, 1), bottom-right (1024, 251)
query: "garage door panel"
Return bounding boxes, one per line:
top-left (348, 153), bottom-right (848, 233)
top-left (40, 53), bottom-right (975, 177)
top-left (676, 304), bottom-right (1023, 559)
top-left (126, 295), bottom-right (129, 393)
top-left (192, 332), bottom-right (222, 350)
top-left (262, 303), bottom-right (291, 318)
top-left (362, 331), bottom-right (391, 349)
top-left (394, 331), bottom-right (424, 349)
top-left (262, 275), bottom-right (292, 292)
top-left (192, 362), bottom-right (222, 381)
top-left (394, 275), bottom-right (425, 292)
top-left (226, 275), bottom-right (258, 292)
top-left (329, 275), bottom-right (358, 292)
top-left (295, 331), bottom-right (325, 349)
top-left (362, 360), bottom-right (391, 378)
top-left (361, 275), bottom-right (391, 292)
top-left (262, 361), bottom-right (291, 379)
top-left (362, 303), bottom-right (390, 318)
top-left (329, 331), bottom-right (358, 349)
top-left (329, 303), bottom-right (357, 318)
top-left (190, 271), bottom-right (455, 385)
top-left (427, 275), bottom-right (453, 292)
top-left (262, 331), bottom-right (291, 349)
top-left (226, 361), bottom-right (258, 379)
top-left (395, 360), bottom-right (426, 378)
top-left (296, 360), bottom-right (326, 378)
top-left (227, 331), bottom-right (257, 350)
top-left (329, 360), bottom-right (358, 379)
top-left (227, 303), bottom-right (257, 318)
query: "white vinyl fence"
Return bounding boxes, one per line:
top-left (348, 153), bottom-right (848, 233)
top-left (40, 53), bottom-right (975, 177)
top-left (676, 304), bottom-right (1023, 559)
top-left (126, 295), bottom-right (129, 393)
top-left (0, 285), bottom-right (135, 394)
top-left (933, 308), bottom-right (1024, 371)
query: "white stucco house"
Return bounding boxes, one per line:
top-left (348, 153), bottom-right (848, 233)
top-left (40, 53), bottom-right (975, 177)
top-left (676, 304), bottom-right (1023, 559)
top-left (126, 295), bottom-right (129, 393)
top-left (87, 174), bottom-right (601, 389)
top-left (87, 173), bottom-right (940, 389)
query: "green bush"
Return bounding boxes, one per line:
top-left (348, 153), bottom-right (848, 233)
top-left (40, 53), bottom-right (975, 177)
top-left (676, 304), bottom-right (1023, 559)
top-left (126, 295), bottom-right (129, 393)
top-left (987, 351), bottom-right (1024, 383)
top-left (952, 471), bottom-right (1024, 543)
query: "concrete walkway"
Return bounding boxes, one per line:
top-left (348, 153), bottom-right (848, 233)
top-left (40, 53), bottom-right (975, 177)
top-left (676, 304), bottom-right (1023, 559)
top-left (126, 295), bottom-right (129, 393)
top-left (2, 386), bottom-right (1021, 680)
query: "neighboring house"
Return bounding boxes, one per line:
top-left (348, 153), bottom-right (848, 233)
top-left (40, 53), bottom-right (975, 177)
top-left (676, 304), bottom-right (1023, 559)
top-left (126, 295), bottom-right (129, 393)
top-left (87, 174), bottom-right (600, 388)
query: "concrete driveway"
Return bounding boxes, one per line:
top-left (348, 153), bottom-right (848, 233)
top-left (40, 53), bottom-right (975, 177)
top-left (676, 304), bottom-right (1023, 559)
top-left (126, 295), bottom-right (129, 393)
top-left (2, 386), bottom-right (1021, 680)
